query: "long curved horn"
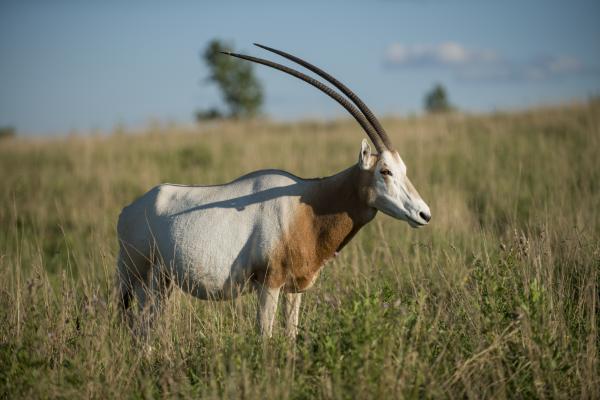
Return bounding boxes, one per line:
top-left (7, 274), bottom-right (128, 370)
top-left (221, 51), bottom-right (387, 153)
top-left (254, 43), bottom-right (393, 150)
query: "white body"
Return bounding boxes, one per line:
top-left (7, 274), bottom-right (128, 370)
top-left (118, 170), bottom-right (305, 300)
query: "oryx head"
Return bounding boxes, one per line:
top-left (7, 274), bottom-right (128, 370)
top-left (358, 139), bottom-right (431, 227)
top-left (223, 43), bottom-right (431, 228)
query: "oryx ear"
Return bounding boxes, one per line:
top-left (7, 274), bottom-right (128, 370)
top-left (358, 139), bottom-right (374, 170)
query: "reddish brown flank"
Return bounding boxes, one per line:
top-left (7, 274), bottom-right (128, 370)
top-left (254, 164), bottom-right (378, 292)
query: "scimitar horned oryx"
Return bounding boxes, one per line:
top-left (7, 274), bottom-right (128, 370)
top-left (116, 43), bottom-right (431, 339)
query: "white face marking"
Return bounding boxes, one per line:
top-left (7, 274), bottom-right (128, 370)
top-left (369, 150), bottom-right (431, 228)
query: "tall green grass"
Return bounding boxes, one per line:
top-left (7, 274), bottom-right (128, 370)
top-left (0, 102), bottom-right (598, 398)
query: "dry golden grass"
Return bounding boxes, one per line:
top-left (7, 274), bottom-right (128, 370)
top-left (0, 101), bottom-right (598, 398)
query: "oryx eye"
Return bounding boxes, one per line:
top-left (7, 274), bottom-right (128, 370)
top-left (380, 169), bottom-right (393, 176)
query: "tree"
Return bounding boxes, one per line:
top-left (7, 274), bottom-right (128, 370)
top-left (194, 107), bottom-right (223, 122)
top-left (0, 126), bottom-right (16, 140)
top-left (424, 83), bottom-right (453, 113)
top-left (200, 39), bottom-right (263, 120)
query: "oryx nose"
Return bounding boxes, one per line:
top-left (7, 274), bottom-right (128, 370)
top-left (419, 210), bottom-right (431, 223)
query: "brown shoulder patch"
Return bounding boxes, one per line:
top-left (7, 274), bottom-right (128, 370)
top-left (256, 166), bottom-right (377, 292)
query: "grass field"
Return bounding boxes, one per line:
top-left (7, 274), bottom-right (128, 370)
top-left (0, 101), bottom-right (598, 398)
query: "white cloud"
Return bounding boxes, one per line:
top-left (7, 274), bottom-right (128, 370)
top-left (385, 41), bottom-right (591, 82)
top-left (385, 41), bottom-right (497, 67)
top-left (545, 56), bottom-right (582, 74)
top-left (437, 42), bottom-right (469, 64)
top-left (458, 55), bottom-right (587, 82)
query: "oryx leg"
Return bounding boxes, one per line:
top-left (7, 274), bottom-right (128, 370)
top-left (117, 242), bottom-right (150, 329)
top-left (255, 283), bottom-right (281, 338)
top-left (283, 292), bottom-right (302, 339)
top-left (135, 262), bottom-right (172, 339)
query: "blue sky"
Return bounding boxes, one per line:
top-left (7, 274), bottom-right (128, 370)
top-left (1, 0), bottom-right (599, 135)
